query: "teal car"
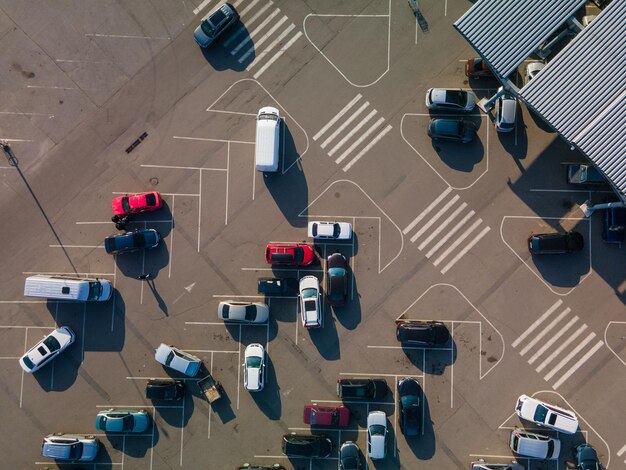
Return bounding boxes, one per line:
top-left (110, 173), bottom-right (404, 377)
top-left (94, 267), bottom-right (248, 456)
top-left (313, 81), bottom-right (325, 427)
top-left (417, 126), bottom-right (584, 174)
top-left (96, 409), bottom-right (150, 433)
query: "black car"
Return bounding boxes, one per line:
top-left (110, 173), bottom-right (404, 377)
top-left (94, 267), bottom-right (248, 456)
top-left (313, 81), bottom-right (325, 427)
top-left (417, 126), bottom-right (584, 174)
top-left (281, 434), bottom-right (332, 458)
top-left (337, 378), bottom-right (387, 400)
top-left (576, 443), bottom-right (600, 470)
top-left (339, 441), bottom-right (362, 470)
top-left (396, 321), bottom-right (450, 346)
top-left (145, 379), bottom-right (184, 401)
top-left (104, 229), bottom-right (160, 254)
top-left (257, 278), bottom-right (297, 296)
top-left (237, 465), bottom-right (285, 470)
top-left (427, 118), bottom-right (477, 143)
top-left (528, 231), bottom-right (584, 254)
top-left (397, 377), bottom-right (422, 436)
top-left (326, 253), bottom-right (348, 307)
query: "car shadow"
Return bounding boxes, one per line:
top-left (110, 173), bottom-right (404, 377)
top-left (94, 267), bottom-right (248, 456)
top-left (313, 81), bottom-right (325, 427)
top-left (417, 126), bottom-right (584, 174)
top-left (494, 103), bottom-right (529, 167)
top-left (150, 386), bottom-right (194, 428)
top-left (193, 365), bottom-right (236, 425)
top-left (401, 340), bottom-right (457, 376)
top-left (405, 392), bottom-right (435, 460)
top-left (54, 444), bottom-right (113, 468)
top-left (201, 22), bottom-right (252, 71)
top-left (431, 135), bottom-right (485, 173)
top-left (332, 255), bottom-right (362, 331)
top-left (249, 354), bottom-right (282, 420)
top-left (308, 306), bottom-right (341, 361)
top-left (103, 424), bottom-right (159, 458)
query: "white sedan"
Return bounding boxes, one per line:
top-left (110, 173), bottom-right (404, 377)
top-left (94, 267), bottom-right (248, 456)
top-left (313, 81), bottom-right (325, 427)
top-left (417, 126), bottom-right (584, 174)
top-left (515, 394), bottom-right (578, 434)
top-left (19, 326), bottom-right (75, 373)
top-left (307, 221), bottom-right (352, 240)
top-left (299, 276), bottom-right (322, 328)
top-left (367, 411), bottom-right (388, 460)
top-left (155, 344), bottom-right (202, 377)
top-left (243, 343), bottom-right (265, 392)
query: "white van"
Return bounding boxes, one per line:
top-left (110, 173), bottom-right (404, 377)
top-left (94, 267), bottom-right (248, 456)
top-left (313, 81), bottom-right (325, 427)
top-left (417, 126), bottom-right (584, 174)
top-left (255, 106), bottom-right (280, 172)
top-left (24, 275), bottom-right (112, 302)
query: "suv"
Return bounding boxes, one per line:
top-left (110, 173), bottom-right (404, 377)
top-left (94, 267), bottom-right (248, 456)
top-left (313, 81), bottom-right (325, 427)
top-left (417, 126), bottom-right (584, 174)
top-left (337, 378), bottom-right (387, 400)
top-left (515, 394), bottom-right (578, 434)
top-left (104, 229), bottom-right (160, 254)
top-left (282, 433), bottom-right (332, 458)
top-left (41, 433), bottom-right (99, 462)
top-left (396, 321), bottom-right (450, 346)
top-left (509, 428), bottom-right (560, 460)
top-left (299, 276), bottom-right (322, 328)
top-left (265, 243), bottom-right (315, 266)
top-left (193, 3), bottom-right (239, 47)
top-left (494, 94), bottom-right (517, 132)
top-left (603, 206), bottom-right (626, 243)
top-left (528, 231), bottom-right (584, 254)
top-left (427, 118), bottom-right (477, 143)
top-left (145, 379), bottom-right (185, 401)
top-left (576, 443), bottom-right (600, 470)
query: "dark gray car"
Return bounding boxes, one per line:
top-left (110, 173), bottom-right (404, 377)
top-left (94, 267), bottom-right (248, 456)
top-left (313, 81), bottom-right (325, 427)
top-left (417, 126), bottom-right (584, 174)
top-left (339, 441), bottom-right (362, 469)
top-left (194, 3), bottom-right (239, 47)
top-left (104, 229), bottom-right (160, 254)
top-left (428, 119), bottom-right (477, 143)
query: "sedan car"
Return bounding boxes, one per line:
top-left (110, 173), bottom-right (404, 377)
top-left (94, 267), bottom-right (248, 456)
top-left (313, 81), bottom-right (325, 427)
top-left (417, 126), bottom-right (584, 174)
top-left (299, 276), bottom-right (322, 328)
top-left (243, 343), bottom-right (265, 392)
top-left (41, 434), bottom-right (99, 462)
top-left (307, 221), bottom-right (352, 240)
top-left (470, 459), bottom-right (524, 470)
top-left (217, 301), bottom-right (269, 323)
top-left (111, 191), bottom-right (162, 217)
top-left (326, 252), bottom-right (348, 307)
top-left (528, 231), bottom-right (584, 254)
top-left (576, 443), bottom-right (600, 470)
top-left (194, 2), bottom-right (239, 48)
top-left (19, 326), bottom-right (75, 373)
top-left (104, 229), bottom-right (160, 254)
top-left (95, 409), bottom-right (150, 433)
top-left (257, 277), bottom-right (297, 296)
top-left (303, 405), bottom-right (350, 427)
top-left (427, 118), bottom-right (477, 143)
top-left (524, 61), bottom-right (545, 84)
top-left (396, 321), bottom-right (450, 346)
top-left (367, 411), bottom-right (387, 460)
top-left (465, 58), bottom-right (494, 79)
top-left (154, 344), bottom-right (202, 377)
top-left (339, 441), bottom-right (362, 470)
top-left (515, 394), bottom-right (578, 434)
top-left (397, 377), bottom-right (422, 436)
top-left (494, 94), bottom-right (517, 132)
top-left (425, 88), bottom-right (476, 112)
top-left (265, 243), bottom-right (315, 266)
top-left (145, 378), bottom-right (185, 401)
top-left (282, 433), bottom-right (332, 458)
top-left (337, 378), bottom-right (387, 400)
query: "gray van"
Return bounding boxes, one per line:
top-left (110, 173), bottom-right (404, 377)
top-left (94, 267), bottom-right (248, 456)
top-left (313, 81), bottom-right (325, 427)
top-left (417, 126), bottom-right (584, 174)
top-left (41, 433), bottom-right (99, 461)
top-left (24, 275), bottom-right (112, 302)
top-left (255, 106), bottom-right (280, 172)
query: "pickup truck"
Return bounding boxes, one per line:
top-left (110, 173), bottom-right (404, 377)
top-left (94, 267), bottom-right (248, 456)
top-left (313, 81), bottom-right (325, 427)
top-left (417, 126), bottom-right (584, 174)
top-left (566, 163), bottom-right (606, 185)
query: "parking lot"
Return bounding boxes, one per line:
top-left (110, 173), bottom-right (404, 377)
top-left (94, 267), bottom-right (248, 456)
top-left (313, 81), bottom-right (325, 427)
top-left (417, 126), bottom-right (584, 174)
top-left (0, 0), bottom-right (625, 468)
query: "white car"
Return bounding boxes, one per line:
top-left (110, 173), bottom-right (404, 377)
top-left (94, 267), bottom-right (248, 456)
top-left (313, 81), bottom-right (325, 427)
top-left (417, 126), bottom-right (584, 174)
top-left (243, 343), bottom-right (265, 392)
top-left (217, 301), bottom-right (269, 323)
top-left (19, 326), bottom-right (75, 373)
top-left (515, 394), bottom-right (578, 434)
top-left (425, 88), bottom-right (476, 112)
top-left (299, 276), bottom-right (322, 328)
top-left (155, 344), bottom-right (202, 377)
top-left (494, 94), bottom-right (517, 133)
top-left (307, 221), bottom-right (352, 240)
top-left (367, 411), bottom-right (387, 460)
top-left (524, 61), bottom-right (545, 84)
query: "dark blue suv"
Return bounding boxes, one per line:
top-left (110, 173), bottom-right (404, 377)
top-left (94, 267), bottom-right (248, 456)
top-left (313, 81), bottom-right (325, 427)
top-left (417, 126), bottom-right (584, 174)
top-left (602, 206), bottom-right (626, 243)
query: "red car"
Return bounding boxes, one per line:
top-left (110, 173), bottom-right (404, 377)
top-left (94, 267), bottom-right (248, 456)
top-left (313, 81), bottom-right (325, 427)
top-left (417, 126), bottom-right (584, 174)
top-left (465, 58), bottom-right (494, 79)
top-left (303, 405), bottom-right (350, 427)
top-left (264, 243), bottom-right (315, 266)
top-left (112, 191), bottom-right (163, 216)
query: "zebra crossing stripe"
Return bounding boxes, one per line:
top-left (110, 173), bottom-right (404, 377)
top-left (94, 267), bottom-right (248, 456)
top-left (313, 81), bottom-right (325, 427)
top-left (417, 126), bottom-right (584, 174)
top-left (335, 117), bottom-right (385, 164)
top-left (418, 203), bottom-right (467, 250)
top-left (440, 225), bottom-right (490, 275)
top-left (536, 324), bottom-right (587, 373)
top-left (617, 443), bottom-right (626, 456)
top-left (322, 102), bottom-right (371, 149)
top-left (519, 308), bottom-right (571, 356)
top-left (238, 0), bottom-right (260, 17)
top-left (544, 332), bottom-right (596, 381)
top-left (552, 340), bottom-right (604, 390)
top-left (223, 24), bottom-right (247, 47)
top-left (193, 0), bottom-right (215, 16)
top-left (246, 24), bottom-right (295, 71)
top-left (313, 95), bottom-right (362, 141)
top-left (232, 0), bottom-right (244, 7)
top-left (433, 218), bottom-right (483, 267)
top-left (342, 124), bottom-right (392, 172)
top-left (403, 188), bottom-right (452, 235)
top-left (512, 300), bottom-right (562, 348)
top-left (528, 316), bottom-right (578, 365)
top-left (233, 7), bottom-right (279, 55)
top-left (424, 210), bottom-right (474, 258)
top-left (328, 108), bottom-right (377, 154)
top-left (410, 195), bottom-right (460, 243)
top-left (253, 30), bottom-right (302, 79)
top-left (239, 15), bottom-right (287, 63)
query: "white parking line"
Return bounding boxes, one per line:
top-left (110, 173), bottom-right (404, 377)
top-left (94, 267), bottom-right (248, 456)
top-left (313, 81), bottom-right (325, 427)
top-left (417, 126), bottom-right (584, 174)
top-left (85, 34), bottom-right (170, 40)
top-left (237, 325), bottom-right (241, 410)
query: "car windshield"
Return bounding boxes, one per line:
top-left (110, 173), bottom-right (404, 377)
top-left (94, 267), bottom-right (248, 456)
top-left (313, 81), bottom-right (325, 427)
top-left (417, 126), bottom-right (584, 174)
top-left (401, 395), bottom-right (420, 407)
top-left (121, 197), bottom-right (130, 213)
top-left (302, 288), bottom-right (317, 299)
top-left (21, 356), bottom-right (35, 369)
top-left (87, 281), bottom-right (102, 300)
top-left (132, 231), bottom-right (146, 245)
top-left (370, 424), bottom-right (386, 436)
top-left (534, 404), bottom-right (549, 423)
top-left (445, 90), bottom-right (466, 106)
top-left (121, 415), bottom-right (134, 431)
top-left (332, 224), bottom-right (341, 237)
top-left (201, 19), bottom-right (217, 37)
top-left (164, 351), bottom-right (175, 366)
top-left (246, 356), bottom-right (262, 368)
top-left (293, 247), bottom-right (304, 263)
top-left (42, 335), bottom-right (61, 352)
top-left (145, 193), bottom-right (156, 206)
top-left (259, 113), bottom-right (278, 121)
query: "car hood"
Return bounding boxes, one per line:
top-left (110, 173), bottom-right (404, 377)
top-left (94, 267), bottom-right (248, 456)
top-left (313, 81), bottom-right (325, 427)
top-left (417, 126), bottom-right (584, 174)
top-left (368, 411), bottom-right (386, 427)
top-left (193, 25), bottom-right (212, 47)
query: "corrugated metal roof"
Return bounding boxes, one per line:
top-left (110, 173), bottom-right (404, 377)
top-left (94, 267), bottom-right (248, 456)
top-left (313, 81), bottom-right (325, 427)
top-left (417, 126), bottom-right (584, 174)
top-left (521, 0), bottom-right (626, 196)
top-left (454, 0), bottom-right (586, 78)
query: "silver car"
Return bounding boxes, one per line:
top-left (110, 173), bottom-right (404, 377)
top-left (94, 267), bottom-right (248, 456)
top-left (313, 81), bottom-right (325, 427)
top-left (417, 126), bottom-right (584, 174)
top-left (193, 3), bottom-right (239, 47)
top-left (425, 88), bottom-right (476, 112)
top-left (155, 344), bottom-right (202, 377)
top-left (19, 326), bottom-right (75, 373)
top-left (41, 433), bottom-right (99, 462)
top-left (217, 301), bottom-right (269, 323)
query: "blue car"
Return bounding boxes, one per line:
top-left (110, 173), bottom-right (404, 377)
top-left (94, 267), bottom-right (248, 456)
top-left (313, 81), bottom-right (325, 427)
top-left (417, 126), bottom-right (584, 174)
top-left (602, 206), bottom-right (625, 243)
top-left (576, 443), bottom-right (600, 470)
top-left (194, 3), bottom-right (239, 47)
top-left (104, 229), bottom-right (160, 254)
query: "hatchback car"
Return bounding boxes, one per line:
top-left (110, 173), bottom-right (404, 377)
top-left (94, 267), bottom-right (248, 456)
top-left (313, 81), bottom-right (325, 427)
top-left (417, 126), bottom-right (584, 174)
top-left (265, 243), bottom-right (315, 266)
top-left (515, 394), bottom-right (579, 434)
top-left (257, 277), bottom-right (297, 296)
top-left (425, 88), bottom-right (476, 112)
top-left (576, 443), bottom-right (600, 470)
top-left (308, 221), bottom-right (352, 240)
top-left (396, 321), bottom-right (450, 346)
top-left (528, 231), bottom-right (584, 254)
top-left (494, 94), bottom-right (517, 132)
top-left (509, 428), bottom-right (561, 460)
top-left (95, 409), bottom-right (150, 433)
top-left (465, 58), bottom-right (494, 79)
top-left (218, 301), bottom-right (269, 323)
top-left (104, 229), bottom-right (160, 254)
top-left (145, 378), bottom-right (185, 401)
top-left (303, 404), bottom-right (350, 427)
top-left (337, 378), bottom-right (387, 400)
top-left (367, 411), bottom-right (387, 460)
top-left (469, 459), bottom-right (524, 470)
top-left (194, 2), bottom-right (239, 47)
top-left (20, 326), bottom-right (75, 373)
top-left (427, 118), bottom-right (477, 143)
top-left (524, 61), bottom-right (546, 84)
top-left (41, 433), bottom-right (99, 462)
top-left (326, 252), bottom-right (348, 307)
top-left (398, 377), bottom-right (422, 436)
top-left (339, 441), bottom-right (362, 470)
top-left (299, 276), bottom-right (323, 328)
top-left (154, 344), bottom-right (202, 377)
top-left (111, 191), bottom-right (162, 217)
top-left (243, 343), bottom-right (265, 392)
top-left (281, 433), bottom-right (332, 458)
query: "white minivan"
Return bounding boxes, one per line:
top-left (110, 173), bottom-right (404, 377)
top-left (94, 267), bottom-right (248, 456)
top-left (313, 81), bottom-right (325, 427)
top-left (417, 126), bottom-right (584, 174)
top-left (24, 275), bottom-right (112, 302)
top-left (255, 106), bottom-right (280, 172)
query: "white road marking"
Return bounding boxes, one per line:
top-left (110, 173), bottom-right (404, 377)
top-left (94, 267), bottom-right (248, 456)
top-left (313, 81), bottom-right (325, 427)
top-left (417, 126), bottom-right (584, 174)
top-left (85, 34), bottom-right (170, 40)
top-left (552, 340), bottom-right (604, 389)
top-left (322, 102), bottom-right (371, 149)
top-left (173, 136), bottom-right (254, 145)
top-left (253, 30), bottom-right (303, 79)
top-left (238, 0), bottom-right (260, 17)
top-left (314, 94), bottom-right (362, 141)
top-left (403, 187), bottom-right (452, 234)
top-left (335, 117), bottom-right (384, 164)
top-left (617, 443), bottom-right (626, 456)
top-left (512, 300), bottom-right (562, 347)
top-left (247, 24), bottom-right (295, 70)
top-left (536, 325), bottom-right (587, 372)
top-left (528, 315), bottom-right (578, 364)
top-left (239, 15), bottom-right (287, 63)
top-left (49, 244), bottom-right (103, 248)
top-left (193, 0), bottom-right (215, 16)
top-left (26, 85), bottom-right (77, 90)
top-left (410, 195), bottom-right (460, 242)
top-left (342, 124), bottom-right (392, 172)
top-left (417, 202), bottom-right (467, 250)
top-left (440, 225), bottom-right (490, 275)
top-left (0, 111), bottom-right (54, 118)
top-left (544, 332), bottom-right (596, 380)
top-left (519, 308), bottom-right (571, 356)
top-left (234, 3), bottom-right (275, 51)
top-left (433, 218), bottom-right (482, 266)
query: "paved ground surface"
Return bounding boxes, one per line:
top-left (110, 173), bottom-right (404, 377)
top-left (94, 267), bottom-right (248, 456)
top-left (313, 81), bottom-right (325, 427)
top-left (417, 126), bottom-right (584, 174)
top-left (0, 0), bottom-right (625, 469)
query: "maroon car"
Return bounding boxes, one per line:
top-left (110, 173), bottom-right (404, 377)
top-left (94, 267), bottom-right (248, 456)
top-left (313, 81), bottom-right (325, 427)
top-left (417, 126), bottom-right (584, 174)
top-left (465, 58), bottom-right (494, 79)
top-left (303, 405), bottom-right (350, 427)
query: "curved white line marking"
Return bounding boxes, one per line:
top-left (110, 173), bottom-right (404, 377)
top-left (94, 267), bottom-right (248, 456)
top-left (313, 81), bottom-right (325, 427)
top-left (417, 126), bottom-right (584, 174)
top-left (604, 321), bottom-right (626, 368)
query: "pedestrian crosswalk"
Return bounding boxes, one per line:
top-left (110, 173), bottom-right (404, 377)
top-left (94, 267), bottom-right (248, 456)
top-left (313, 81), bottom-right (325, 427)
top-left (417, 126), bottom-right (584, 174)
top-left (402, 187), bottom-right (491, 275)
top-left (617, 443), bottom-right (626, 466)
top-left (197, 0), bottom-right (303, 79)
top-left (313, 94), bottom-right (393, 172)
top-left (512, 299), bottom-right (605, 390)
